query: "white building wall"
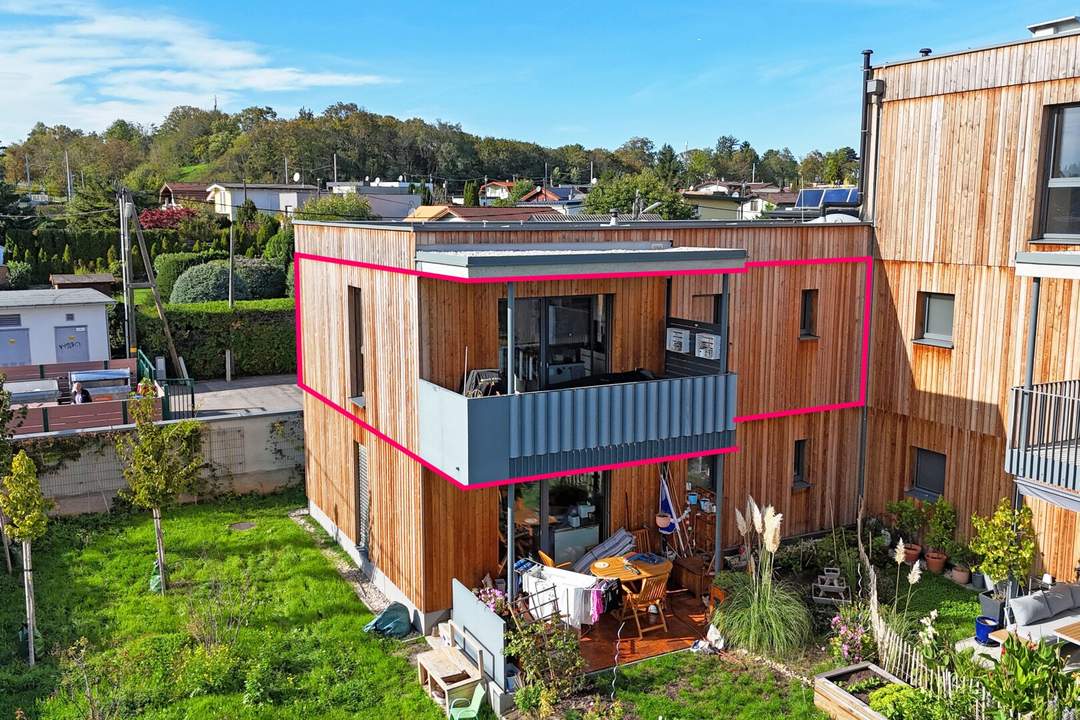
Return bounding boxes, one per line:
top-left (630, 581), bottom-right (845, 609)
top-left (0, 303), bottom-right (111, 365)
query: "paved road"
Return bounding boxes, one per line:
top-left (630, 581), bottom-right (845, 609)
top-left (193, 374), bottom-right (301, 417)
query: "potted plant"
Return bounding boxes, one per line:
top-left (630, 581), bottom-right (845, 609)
top-left (946, 540), bottom-right (974, 586)
top-left (886, 498), bottom-right (926, 563)
top-left (969, 499), bottom-right (1036, 624)
top-left (923, 497), bottom-right (956, 574)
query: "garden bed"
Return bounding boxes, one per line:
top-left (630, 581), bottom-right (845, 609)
top-left (814, 662), bottom-right (905, 720)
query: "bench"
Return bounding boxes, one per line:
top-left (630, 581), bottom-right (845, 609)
top-left (417, 622), bottom-right (485, 714)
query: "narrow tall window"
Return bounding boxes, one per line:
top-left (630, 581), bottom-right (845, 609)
top-left (793, 439), bottom-right (809, 489)
top-left (911, 447), bottom-right (946, 500)
top-left (347, 286), bottom-right (364, 397)
top-left (915, 292), bottom-right (955, 348)
top-left (355, 442), bottom-right (370, 552)
top-left (800, 289), bottom-right (818, 339)
top-left (1042, 104), bottom-right (1080, 239)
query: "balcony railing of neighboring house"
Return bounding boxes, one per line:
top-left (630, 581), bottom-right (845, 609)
top-left (1007, 380), bottom-right (1080, 491)
top-left (418, 372), bottom-right (737, 487)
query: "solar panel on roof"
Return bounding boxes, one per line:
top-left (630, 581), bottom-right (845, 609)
top-left (796, 189), bottom-right (824, 208)
top-left (823, 188), bottom-right (849, 204)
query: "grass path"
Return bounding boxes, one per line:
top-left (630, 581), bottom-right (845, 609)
top-left (0, 490), bottom-right (442, 719)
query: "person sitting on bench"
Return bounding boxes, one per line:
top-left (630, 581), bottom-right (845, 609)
top-left (72, 382), bottom-right (92, 404)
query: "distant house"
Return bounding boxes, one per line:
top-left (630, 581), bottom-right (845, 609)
top-left (327, 180), bottom-right (431, 220)
top-left (479, 181), bottom-right (518, 205)
top-left (158, 182), bottom-right (209, 207)
top-left (205, 183), bottom-right (319, 220)
top-left (50, 273), bottom-right (115, 296)
top-left (518, 185), bottom-right (589, 214)
top-left (681, 180), bottom-right (796, 220)
top-left (405, 205), bottom-right (555, 222)
top-left (0, 289), bottom-right (114, 366)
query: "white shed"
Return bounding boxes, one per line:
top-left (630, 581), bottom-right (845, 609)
top-left (0, 289), bottom-right (114, 367)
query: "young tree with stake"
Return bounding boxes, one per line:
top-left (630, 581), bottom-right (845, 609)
top-left (0, 451), bottom-right (51, 666)
top-left (115, 389), bottom-right (203, 593)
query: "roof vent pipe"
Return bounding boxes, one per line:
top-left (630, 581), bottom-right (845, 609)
top-left (919, 48), bottom-right (932, 57)
top-left (609, 209), bottom-right (619, 226)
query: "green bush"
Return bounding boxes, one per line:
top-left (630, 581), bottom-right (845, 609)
top-left (210, 257), bottom-right (285, 299)
top-left (286, 262), bottom-right (294, 298)
top-left (711, 570), bottom-right (811, 656)
top-left (154, 250), bottom-right (228, 300)
top-left (170, 262), bottom-right (251, 303)
top-left (6, 261), bottom-right (30, 290)
top-left (868, 684), bottom-right (918, 719)
top-left (136, 299), bottom-right (295, 379)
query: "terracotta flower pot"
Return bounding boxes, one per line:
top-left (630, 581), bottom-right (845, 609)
top-left (903, 543), bottom-right (922, 564)
top-left (925, 550), bottom-right (947, 574)
top-left (951, 565), bottom-right (971, 585)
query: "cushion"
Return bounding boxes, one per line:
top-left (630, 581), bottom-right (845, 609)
top-left (1046, 585), bottom-right (1075, 616)
top-left (1067, 583), bottom-right (1080, 608)
top-left (1011, 593), bottom-right (1053, 627)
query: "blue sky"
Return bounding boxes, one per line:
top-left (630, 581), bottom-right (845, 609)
top-left (1, 1), bottom-right (1077, 155)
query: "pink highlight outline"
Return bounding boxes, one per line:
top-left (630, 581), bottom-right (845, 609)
top-left (292, 251), bottom-right (874, 488)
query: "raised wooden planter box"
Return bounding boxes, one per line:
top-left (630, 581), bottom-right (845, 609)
top-left (813, 662), bottom-right (906, 720)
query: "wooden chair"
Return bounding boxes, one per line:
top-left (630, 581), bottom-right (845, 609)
top-left (630, 527), bottom-right (654, 554)
top-left (538, 550), bottom-right (571, 569)
top-left (620, 573), bottom-right (670, 638)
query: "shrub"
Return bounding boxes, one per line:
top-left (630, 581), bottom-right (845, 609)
top-left (924, 496), bottom-right (956, 552)
top-left (136, 298), bottom-right (295, 379)
top-left (154, 250), bottom-right (227, 299)
top-left (210, 257), bottom-right (285, 299)
top-left (6, 260), bottom-right (30, 289)
top-left (711, 569), bottom-right (811, 656)
top-left (885, 498), bottom-right (927, 546)
top-left (829, 603), bottom-right (875, 664)
top-left (507, 620), bottom-right (584, 718)
top-left (294, 193), bottom-right (378, 221)
top-left (970, 498), bottom-right (1036, 596)
top-left (139, 206), bottom-right (197, 229)
top-left (286, 262), bottom-right (294, 298)
top-left (170, 262), bottom-right (251, 303)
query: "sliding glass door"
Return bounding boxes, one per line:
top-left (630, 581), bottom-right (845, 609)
top-left (500, 472), bottom-right (609, 567)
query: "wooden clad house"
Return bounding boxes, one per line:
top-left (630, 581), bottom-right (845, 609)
top-left (295, 219), bottom-right (871, 626)
top-left (862, 22), bottom-right (1080, 579)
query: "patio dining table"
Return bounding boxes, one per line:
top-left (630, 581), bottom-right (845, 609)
top-left (589, 554), bottom-right (672, 583)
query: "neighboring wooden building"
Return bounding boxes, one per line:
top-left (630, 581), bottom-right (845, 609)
top-left (862, 21), bottom-right (1080, 579)
top-left (296, 219), bottom-right (871, 627)
top-left (50, 273), bottom-right (115, 295)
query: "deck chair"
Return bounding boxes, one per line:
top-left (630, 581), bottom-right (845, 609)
top-left (538, 550), bottom-right (570, 569)
top-left (620, 573), bottom-right (670, 638)
top-left (630, 527), bottom-right (654, 554)
top-left (449, 683), bottom-right (486, 720)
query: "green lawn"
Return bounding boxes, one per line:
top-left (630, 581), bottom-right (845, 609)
top-left (894, 566), bottom-right (981, 644)
top-left (598, 652), bottom-right (826, 720)
top-left (0, 490), bottom-right (442, 720)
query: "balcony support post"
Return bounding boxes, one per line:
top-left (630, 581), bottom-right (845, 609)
top-left (712, 273), bottom-right (731, 574)
top-left (1016, 276), bottom-right (1041, 513)
top-left (506, 282), bottom-right (516, 395)
top-left (506, 482), bottom-right (515, 602)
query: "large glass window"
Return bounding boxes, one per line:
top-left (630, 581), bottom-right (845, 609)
top-left (687, 456), bottom-right (714, 491)
top-left (498, 294), bottom-right (612, 392)
top-left (1043, 104), bottom-right (1080, 238)
top-left (500, 472), bottom-right (608, 566)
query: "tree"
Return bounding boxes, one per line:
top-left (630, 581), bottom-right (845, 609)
top-left (65, 177), bottom-right (119, 231)
top-left (798, 150), bottom-right (826, 186)
top-left (0, 451), bottom-right (51, 666)
top-left (823, 146), bottom-right (859, 185)
top-left (583, 169), bottom-right (694, 220)
top-left (116, 392), bottom-right (204, 593)
top-left (654, 144), bottom-right (682, 188)
top-left (613, 137), bottom-right (656, 173)
top-left (758, 148), bottom-right (798, 188)
top-left (294, 193), bottom-right (379, 221)
top-left (463, 180), bottom-right (479, 207)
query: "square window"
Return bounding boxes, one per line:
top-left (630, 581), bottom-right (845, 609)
top-left (911, 448), bottom-right (946, 499)
top-left (915, 292), bottom-right (954, 347)
top-left (1042, 104), bottom-right (1080, 238)
top-left (65, 313), bottom-right (75, 322)
top-left (800, 289), bottom-right (818, 339)
top-left (793, 439), bottom-right (810, 489)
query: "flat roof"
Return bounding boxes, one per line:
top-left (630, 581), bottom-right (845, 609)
top-left (1016, 250), bottom-right (1080, 279)
top-left (414, 242), bottom-right (747, 279)
top-left (294, 218), bottom-right (871, 233)
top-left (50, 273), bottom-right (115, 284)
top-left (0, 288), bottom-right (115, 307)
top-left (874, 27), bottom-right (1080, 69)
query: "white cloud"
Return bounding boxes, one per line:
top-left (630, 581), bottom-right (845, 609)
top-left (0, 0), bottom-right (394, 141)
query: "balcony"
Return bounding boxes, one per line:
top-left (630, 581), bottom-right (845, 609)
top-left (1006, 381), bottom-right (1080, 493)
top-left (418, 372), bottom-right (737, 486)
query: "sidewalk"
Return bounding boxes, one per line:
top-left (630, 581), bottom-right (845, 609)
top-left (193, 374), bottom-right (301, 417)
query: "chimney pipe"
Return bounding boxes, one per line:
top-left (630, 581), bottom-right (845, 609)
top-left (919, 48), bottom-right (932, 57)
top-left (857, 49), bottom-right (873, 215)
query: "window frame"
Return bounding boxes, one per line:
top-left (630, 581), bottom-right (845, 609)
top-left (347, 285), bottom-right (365, 402)
top-left (354, 441), bottom-right (370, 552)
top-left (792, 439), bottom-right (810, 490)
top-left (1039, 103), bottom-right (1080, 242)
top-left (909, 447), bottom-right (946, 501)
top-left (914, 291), bottom-right (955, 349)
top-left (799, 289), bottom-right (819, 340)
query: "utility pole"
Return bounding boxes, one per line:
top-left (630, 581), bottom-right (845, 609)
top-left (284, 157), bottom-right (289, 184)
top-left (63, 150), bottom-right (73, 200)
top-left (118, 190), bottom-right (133, 356)
top-left (333, 152), bottom-right (338, 183)
top-left (24, 156), bottom-right (30, 186)
top-left (226, 224), bottom-right (234, 382)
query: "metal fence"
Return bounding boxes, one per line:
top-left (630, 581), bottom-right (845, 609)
top-left (1007, 381), bottom-right (1080, 489)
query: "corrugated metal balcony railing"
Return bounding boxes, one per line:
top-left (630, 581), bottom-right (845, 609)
top-left (1006, 380), bottom-right (1080, 491)
top-left (419, 373), bottom-right (737, 486)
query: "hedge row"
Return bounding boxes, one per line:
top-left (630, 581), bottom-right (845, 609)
top-left (136, 298), bottom-right (295, 379)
